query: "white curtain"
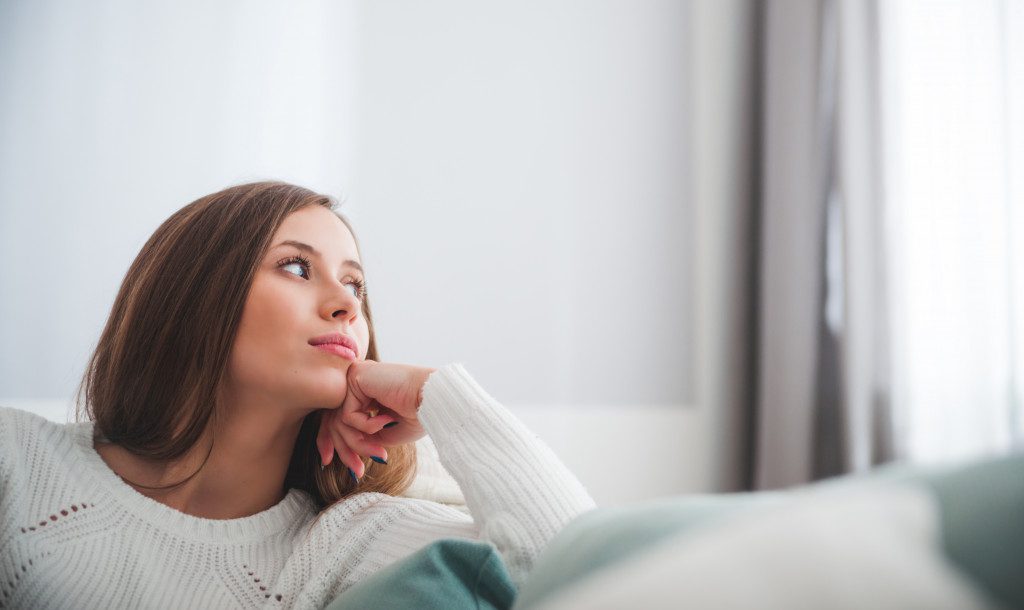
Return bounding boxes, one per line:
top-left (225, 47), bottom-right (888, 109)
top-left (880, 0), bottom-right (1024, 462)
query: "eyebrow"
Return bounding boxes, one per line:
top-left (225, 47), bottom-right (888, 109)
top-left (272, 240), bottom-right (364, 274)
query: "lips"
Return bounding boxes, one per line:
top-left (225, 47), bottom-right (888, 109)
top-left (308, 332), bottom-right (359, 359)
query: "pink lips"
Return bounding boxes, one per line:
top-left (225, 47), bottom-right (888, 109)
top-left (309, 332), bottom-right (359, 361)
top-left (313, 343), bottom-right (357, 360)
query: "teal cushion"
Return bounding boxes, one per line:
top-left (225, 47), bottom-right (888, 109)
top-left (324, 538), bottom-right (516, 610)
top-left (920, 453), bottom-right (1024, 609)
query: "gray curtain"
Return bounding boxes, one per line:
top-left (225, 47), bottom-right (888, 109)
top-left (751, 0), bottom-right (894, 490)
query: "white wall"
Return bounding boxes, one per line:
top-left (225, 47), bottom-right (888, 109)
top-left (0, 0), bottom-right (360, 395)
top-left (0, 0), bottom-right (722, 505)
top-left (347, 0), bottom-right (693, 408)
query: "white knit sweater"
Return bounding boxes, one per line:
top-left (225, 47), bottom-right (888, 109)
top-left (0, 363), bottom-right (596, 609)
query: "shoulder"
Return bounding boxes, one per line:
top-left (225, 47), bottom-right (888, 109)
top-left (0, 404), bottom-right (62, 445)
top-left (0, 405), bottom-right (79, 470)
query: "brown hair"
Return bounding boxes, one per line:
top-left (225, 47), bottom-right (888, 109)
top-left (73, 181), bottom-right (416, 511)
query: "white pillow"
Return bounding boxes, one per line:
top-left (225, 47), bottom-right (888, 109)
top-left (528, 485), bottom-right (995, 610)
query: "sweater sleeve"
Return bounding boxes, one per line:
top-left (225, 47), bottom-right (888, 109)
top-left (415, 363), bottom-right (597, 585)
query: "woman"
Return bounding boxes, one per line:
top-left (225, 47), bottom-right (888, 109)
top-left (0, 181), bottom-right (596, 609)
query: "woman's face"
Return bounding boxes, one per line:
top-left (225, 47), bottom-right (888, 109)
top-left (227, 205), bottom-right (370, 411)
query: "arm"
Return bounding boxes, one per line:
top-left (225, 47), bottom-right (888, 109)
top-left (415, 363), bottom-right (597, 585)
top-left (318, 360), bottom-right (598, 586)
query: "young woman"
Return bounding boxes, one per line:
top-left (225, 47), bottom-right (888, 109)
top-left (0, 181), bottom-right (596, 608)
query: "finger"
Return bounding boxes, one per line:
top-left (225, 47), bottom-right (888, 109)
top-left (317, 409), bottom-right (343, 466)
top-left (339, 375), bottom-right (370, 416)
top-left (335, 421), bottom-right (389, 465)
top-left (328, 422), bottom-right (364, 477)
top-left (340, 445), bottom-right (364, 480)
top-left (335, 385), bottom-right (388, 433)
top-left (369, 420), bottom-right (425, 447)
top-left (342, 407), bottom-right (399, 435)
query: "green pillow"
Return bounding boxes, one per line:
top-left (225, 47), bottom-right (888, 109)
top-left (324, 538), bottom-right (516, 610)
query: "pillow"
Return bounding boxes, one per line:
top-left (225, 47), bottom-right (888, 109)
top-left (323, 538), bottom-right (515, 610)
top-left (513, 452), bottom-right (1023, 610)
top-left (511, 492), bottom-right (789, 609)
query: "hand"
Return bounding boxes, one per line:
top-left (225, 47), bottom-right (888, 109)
top-left (316, 360), bottom-right (436, 478)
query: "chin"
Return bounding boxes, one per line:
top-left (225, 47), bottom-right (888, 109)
top-left (306, 374), bottom-right (348, 399)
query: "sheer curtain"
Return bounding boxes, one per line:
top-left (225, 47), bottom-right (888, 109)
top-left (880, 0), bottom-right (1024, 463)
top-left (750, 0), bottom-right (1022, 491)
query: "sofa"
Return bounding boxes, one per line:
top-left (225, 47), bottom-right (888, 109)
top-left (334, 439), bottom-right (1022, 609)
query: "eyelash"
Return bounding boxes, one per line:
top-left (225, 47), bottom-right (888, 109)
top-left (277, 254), bottom-right (367, 300)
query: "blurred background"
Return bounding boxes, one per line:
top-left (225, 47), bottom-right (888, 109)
top-left (1, 0), bottom-right (1021, 506)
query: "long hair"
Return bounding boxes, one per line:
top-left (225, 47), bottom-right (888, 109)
top-left (73, 181), bottom-right (417, 511)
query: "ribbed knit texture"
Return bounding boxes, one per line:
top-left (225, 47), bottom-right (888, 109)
top-left (0, 363), bottom-right (596, 609)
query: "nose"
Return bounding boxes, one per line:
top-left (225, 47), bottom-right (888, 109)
top-left (322, 281), bottom-right (361, 323)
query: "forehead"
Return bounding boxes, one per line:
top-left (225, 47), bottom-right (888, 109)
top-left (270, 206), bottom-right (360, 262)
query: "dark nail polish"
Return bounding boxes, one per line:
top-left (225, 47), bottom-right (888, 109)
top-left (383, 422), bottom-right (399, 429)
top-left (370, 456), bottom-right (388, 465)
top-left (347, 467), bottom-right (359, 483)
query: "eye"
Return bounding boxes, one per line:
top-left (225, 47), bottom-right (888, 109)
top-left (278, 255), bottom-right (312, 279)
top-left (345, 277), bottom-right (367, 301)
top-left (278, 254), bottom-right (366, 300)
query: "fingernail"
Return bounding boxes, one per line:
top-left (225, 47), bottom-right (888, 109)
top-left (370, 456), bottom-right (388, 465)
top-left (347, 467), bottom-right (359, 483)
top-left (383, 422), bottom-right (399, 429)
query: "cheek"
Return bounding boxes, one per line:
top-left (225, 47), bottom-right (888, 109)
top-left (234, 288), bottom-right (296, 354)
top-left (229, 286), bottom-right (307, 382)
top-left (226, 285), bottom-right (356, 403)
top-left (356, 320), bottom-right (371, 358)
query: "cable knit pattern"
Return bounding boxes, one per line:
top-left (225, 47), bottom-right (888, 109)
top-left (0, 363), bottom-right (596, 609)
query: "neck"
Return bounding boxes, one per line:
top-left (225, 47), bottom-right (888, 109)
top-left (96, 398), bottom-right (311, 520)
